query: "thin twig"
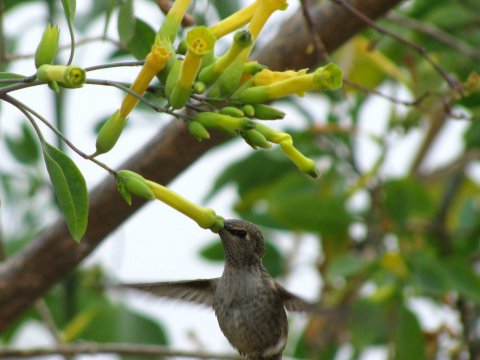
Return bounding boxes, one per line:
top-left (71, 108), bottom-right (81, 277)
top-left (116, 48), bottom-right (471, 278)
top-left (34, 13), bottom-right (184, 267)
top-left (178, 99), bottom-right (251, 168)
top-left (330, 0), bottom-right (463, 93)
top-left (299, 0), bottom-right (330, 62)
top-left (0, 343), bottom-right (241, 359)
top-left (85, 78), bottom-right (188, 121)
top-left (34, 299), bottom-right (64, 344)
top-left (343, 79), bottom-right (430, 107)
top-left (0, 94), bottom-right (116, 176)
top-left (84, 60), bottom-right (145, 72)
top-left (0, 79), bottom-right (44, 94)
top-left (387, 12), bottom-right (480, 61)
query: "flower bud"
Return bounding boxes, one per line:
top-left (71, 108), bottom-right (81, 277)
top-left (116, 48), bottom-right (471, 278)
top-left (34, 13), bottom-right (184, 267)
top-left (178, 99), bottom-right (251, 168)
top-left (241, 129), bottom-right (271, 150)
top-left (35, 23), bottom-right (60, 69)
top-left (242, 104), bottom-right (255, 117)
top-left (220, 106), bottom-right (245, 117)
top-left (117, 170), bottom-right (155, 204)
top-left (37, 64), bottom-right (86, 88)
top-left (187, 121), bottom-right (210, 141)
top-left (253, 104), bottom-right (285, 120)
top-left (194, 112), bottom-right (255, 134)
top-left (94, 110), bottom-right (127, 156)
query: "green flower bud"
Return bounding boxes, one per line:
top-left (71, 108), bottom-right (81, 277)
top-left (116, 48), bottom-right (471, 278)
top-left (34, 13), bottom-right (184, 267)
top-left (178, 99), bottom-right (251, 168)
top-left (194, 112), bottom-right (255, 134)
top-left (207, 58), bottom-right (244, 98)
top-left (35, 23), bottom-right (60, 69)
top-left (165, 58), bottom-right (183, 99)
top-left (188, 121), bottom-right (210, 141)
top-left (242, 104), bottom-right (255, 117)
top-left (220, 106), bottom-right (245, 117)
top-left (241, 129), bottom-right (272, 149)
top-left (37, 64), bottom-right (86, 88)
top-left (243, 62), bottom-right (266, 75)
top-left (279, 140), bottom-right (320, 179)
top-left (117, 170), bottom-right (155, 204)
top-left (313, 63), bottom-right (343, 90)
top-left (193, 81), bottom-right (206, 94)
top-left (94, 110), bottom-right (127, 156)
top-left (253, 104), bottom-right (285, 120)
top-left (237, 85), bottom-right (269, 104)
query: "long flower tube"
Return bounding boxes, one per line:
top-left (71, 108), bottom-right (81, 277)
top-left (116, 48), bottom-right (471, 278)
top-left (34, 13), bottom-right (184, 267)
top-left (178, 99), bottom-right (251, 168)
top-left (199, 30), bottom-right (252, 85)
top-left (169, 26), bottom-right (216, 109)
top-left (157, 0), bottom-right (192, 42)
top-left (238, 63), bottom-right (343, 104)
top-left (237, 0), bottom-right (288, 61)
top-left (120, 44), bottom-right (171, 118)
top-left (146, 180), bottom-right (224, 232)
top-left (209, 1), bottom-right (259, 39)
top-left (255, 123), bottom-right (320, 178)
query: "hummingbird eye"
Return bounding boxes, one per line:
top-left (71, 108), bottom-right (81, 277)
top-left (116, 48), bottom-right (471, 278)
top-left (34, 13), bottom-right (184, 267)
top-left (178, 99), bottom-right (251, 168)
top-left (230, 228), bottom-right (248, 238)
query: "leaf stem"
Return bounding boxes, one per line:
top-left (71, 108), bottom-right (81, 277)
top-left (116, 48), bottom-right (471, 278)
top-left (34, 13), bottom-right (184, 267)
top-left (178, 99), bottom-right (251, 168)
top-left (0, 94), bottom-right (116, 176)
top-left (85, 78), bottom-right (189, 121)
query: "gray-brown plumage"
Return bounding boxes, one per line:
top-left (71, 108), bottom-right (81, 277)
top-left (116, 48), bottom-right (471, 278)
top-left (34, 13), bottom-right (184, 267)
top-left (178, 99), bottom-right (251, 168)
top-left (120, 219), bottom-right (329, 359)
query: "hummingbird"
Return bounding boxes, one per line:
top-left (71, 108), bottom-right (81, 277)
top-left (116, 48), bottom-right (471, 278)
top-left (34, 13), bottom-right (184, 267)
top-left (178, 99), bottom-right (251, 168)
top-left (120, 219), bottom-right (331, 360)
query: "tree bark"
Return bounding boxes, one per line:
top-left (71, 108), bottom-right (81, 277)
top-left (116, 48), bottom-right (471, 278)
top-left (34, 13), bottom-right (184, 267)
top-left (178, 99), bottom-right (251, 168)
top-left (0, 0), bottom-right (403, 332)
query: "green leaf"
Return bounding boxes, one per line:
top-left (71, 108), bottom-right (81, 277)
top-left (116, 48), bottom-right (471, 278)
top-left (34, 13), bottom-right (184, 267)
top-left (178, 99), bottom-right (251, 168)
top-left (67, 300), bottom-right (168, 360)
top-left (408, 254), bottom-right (451, 296)
top-left (199, 239), bottom-right (284, 277)
top-left (442, 258), bottom-right (480, 302)
top-left (5, 122), bottom-right (40, 164)
top-left (61, 0), bottom-right (76, 22)
top-left (0, 72), bottom-right (25, 87)
top-left (394, 306), bottom-right (426, 360)
top-left (266, 172), bottom-right (352, 236)
top-left (42, 143), bottom-right (88, 241)
top-left (117, 0), bottom-right (135, 44)
top-left (126, 19), bottom-right (156, 60)
top-left (325, 254), bottom-right (371, 283)
top-left (383, 177), bottom-right (434, 229)
top-left (351, 298), bottom-right (392, 348)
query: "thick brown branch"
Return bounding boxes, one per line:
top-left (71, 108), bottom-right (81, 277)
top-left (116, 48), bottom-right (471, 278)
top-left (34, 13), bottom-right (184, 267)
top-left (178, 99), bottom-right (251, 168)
top-left (0, 0), bottom-right (404, 332)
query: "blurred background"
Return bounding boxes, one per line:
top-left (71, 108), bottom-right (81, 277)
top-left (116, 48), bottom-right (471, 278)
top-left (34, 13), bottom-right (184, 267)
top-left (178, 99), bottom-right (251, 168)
top-left (1, 0), bottom-right (480, 359)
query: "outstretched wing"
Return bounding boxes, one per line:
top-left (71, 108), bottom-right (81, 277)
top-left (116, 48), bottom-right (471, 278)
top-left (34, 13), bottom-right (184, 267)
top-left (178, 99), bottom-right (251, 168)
top-left (118, 278), bottom-right (219, 307)
top-left (276, 283), bottom-right (330, 314)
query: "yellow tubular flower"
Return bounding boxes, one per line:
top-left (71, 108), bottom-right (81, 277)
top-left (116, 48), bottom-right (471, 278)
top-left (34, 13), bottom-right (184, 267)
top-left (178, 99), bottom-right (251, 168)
top-left (209, 1), bottom-right (259, 39)
top-left (146, 180), bottom-right (224, 232)
top-left (199, 30), bottom-right (252, 85)
top-left (238, 63), bottom-right (342, 103)
top-left (238, 0), bottom-right (288, 61)
top-left (253, 68), bottom-right (308, 86)
top-left (170, 26), bottom-right (216, 109)
top-left (157, 0), bottom-right (192, 42)
top-left (255, 123), bottom-right (319, 178)
top-left (120, 45), bottom-right (171, 118)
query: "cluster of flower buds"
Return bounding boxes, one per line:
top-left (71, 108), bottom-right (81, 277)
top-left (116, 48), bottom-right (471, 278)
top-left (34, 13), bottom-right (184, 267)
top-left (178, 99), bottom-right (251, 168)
top-left (39, 0), bottom-right (343, 230)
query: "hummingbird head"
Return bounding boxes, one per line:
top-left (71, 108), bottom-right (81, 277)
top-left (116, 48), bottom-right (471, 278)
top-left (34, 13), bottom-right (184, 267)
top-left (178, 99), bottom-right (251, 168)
top-left (219, 219), bottom-right (265, 267)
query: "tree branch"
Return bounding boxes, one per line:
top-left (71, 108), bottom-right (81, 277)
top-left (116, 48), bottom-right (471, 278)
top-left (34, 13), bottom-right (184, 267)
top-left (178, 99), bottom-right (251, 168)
top-left (0, 0), bottom-right (404, 332)
top-left (0, 343), bottom-right (240, 359)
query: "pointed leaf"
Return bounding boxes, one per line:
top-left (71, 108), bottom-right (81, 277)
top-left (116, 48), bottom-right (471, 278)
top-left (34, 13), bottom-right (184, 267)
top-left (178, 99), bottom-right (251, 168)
top-left (0, 72), bottom-right (25, 87)
top-left (394, 306), bottom-right (426, 360)
top-left (117, 0), bottom-right (135, 44)
top-left (5, 122), bottom-right (40, 164)
top-left (42, 143), bottom-right (88, 241)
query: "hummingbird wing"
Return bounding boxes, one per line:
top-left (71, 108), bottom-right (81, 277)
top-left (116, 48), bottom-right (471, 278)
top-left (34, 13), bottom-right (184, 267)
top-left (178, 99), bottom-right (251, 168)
top-left (119, 279), bottom-right (219, 307)
top-left (276, 283), bottom-right (329, 314)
